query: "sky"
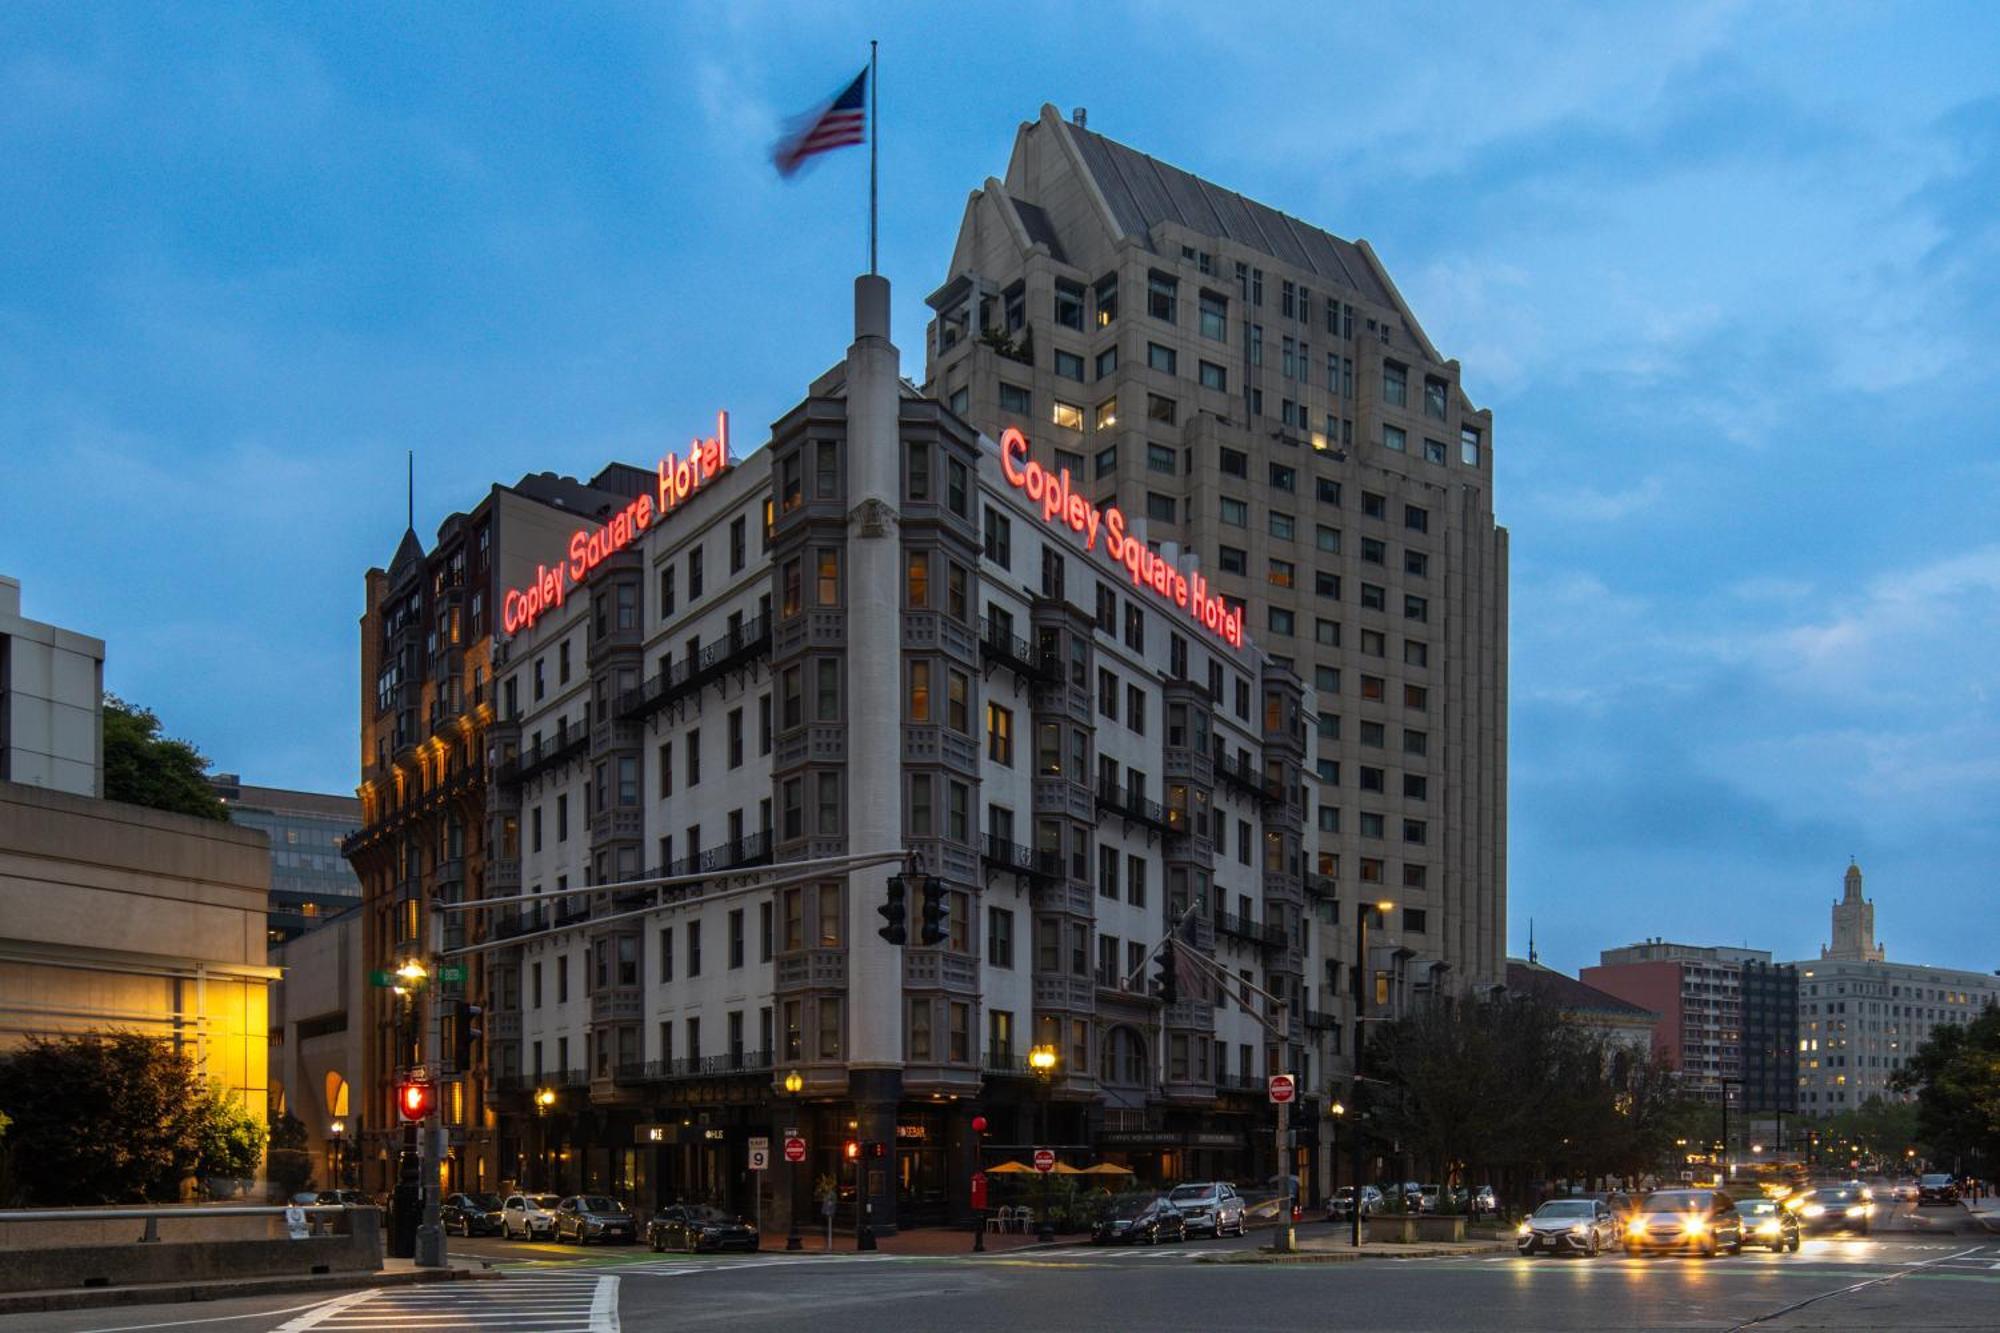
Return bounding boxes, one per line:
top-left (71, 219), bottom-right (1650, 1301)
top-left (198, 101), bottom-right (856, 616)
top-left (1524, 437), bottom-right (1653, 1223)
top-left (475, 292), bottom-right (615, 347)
top-left (3, 2), bottom-right (1996, 978)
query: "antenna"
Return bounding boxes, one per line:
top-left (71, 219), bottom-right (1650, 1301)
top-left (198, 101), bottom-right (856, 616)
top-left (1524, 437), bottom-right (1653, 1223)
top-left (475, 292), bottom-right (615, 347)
top-left (407, 450), bottom-right (415, 530)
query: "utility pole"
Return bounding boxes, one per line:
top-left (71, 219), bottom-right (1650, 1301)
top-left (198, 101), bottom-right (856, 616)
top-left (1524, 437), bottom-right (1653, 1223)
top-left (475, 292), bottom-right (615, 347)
top-left (415, 904), bottom-right (445, 1268)
top-left (1272, 999), bottom-right (1293, 1253)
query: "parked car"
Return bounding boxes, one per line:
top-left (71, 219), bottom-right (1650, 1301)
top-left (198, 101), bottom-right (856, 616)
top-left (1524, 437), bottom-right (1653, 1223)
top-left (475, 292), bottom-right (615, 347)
top-left (1918, 1173), bottom-right (1960, 1206)
top-left (314, 1190), bottom-right (367, 1207)
top-left (1166, 1182), bottom-right (1245, 1237)
top-left (1417, 1184), bottom-right (1443, 1214)
top-left (442, 1191), bottom-right (505, 1237)
top-left (1469, 1185), bottom-right (1498, 1217)
top-left (647, 1203), bottom-right (759, 1254)
top-left (1517, 1198), bottom-right (1619, 1256)
top-left (502, 1192), bottom-right (563, 1240)
top-left (1795, 1185), bottom-right (1873, 1236)
top-left (1623, 1189), bottom-right (1744, 1258)
top-left (1090, 1194), bottom-right (1187, 1245)
top-left (1325, 1186), bottom-right (1384, 1222)
top-left (1739, 1197), bottom-right (1802, 1252)
top-left (555, 1195), bottom-right (637, 1245)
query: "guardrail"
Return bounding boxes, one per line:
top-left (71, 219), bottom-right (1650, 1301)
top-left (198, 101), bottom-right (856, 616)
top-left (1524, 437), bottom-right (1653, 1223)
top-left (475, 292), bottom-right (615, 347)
top-left (0, 1204), bottom-right (355, 1244)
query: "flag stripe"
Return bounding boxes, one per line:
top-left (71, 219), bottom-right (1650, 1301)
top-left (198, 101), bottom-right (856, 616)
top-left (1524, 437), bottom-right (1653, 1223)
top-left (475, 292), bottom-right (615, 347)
top-left (772, 68), bottom-right (869, 178)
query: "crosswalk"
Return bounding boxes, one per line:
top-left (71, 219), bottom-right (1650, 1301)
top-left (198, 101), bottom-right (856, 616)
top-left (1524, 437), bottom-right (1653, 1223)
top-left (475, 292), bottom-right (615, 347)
top-left (273, 1274), bottom-right (618, 1332)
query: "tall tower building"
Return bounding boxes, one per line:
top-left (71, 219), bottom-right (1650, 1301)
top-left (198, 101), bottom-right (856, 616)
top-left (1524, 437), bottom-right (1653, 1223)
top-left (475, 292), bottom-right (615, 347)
top-left (923, 106), bottom-right (1508, 998)
top-left (1822, 860), bottom-right (1884, 963)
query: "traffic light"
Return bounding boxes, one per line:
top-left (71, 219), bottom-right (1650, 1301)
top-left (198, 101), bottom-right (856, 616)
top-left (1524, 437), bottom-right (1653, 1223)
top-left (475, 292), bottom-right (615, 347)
top-left (870, 1140), bottom-right (888, 1160)
top-left (455, 1001), bottom-right (483, 1072)
top-left (844, 1140), bottom-right (861, 1162)
top-left (397, 1077), bottom-right (435, 1122)
top-left (1154, 944), bottom-right (1177, 1005)
top-left (877, 875), bottom-right (907, 946)
top-left (919, 876), bottom-right (948, 946)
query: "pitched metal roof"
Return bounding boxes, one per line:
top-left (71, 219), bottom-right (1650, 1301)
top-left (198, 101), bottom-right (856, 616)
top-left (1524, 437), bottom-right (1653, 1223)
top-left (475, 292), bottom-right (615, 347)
top-left (1064, 121), bottom-right (1391, 306)
top-left (1009, 196), bottom-right (1067, 264)
top-left (1507, 960), bottom-right (1661, 1022)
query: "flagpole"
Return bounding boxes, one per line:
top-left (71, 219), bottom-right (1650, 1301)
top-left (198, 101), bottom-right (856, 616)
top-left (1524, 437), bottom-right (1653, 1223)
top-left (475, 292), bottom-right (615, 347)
top-left (868, 39), bottom-right (878, 276)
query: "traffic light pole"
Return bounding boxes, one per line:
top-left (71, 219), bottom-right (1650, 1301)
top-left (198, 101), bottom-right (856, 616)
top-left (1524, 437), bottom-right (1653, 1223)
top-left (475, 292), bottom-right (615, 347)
top-left (415, 906), bottom-right (445, 1269)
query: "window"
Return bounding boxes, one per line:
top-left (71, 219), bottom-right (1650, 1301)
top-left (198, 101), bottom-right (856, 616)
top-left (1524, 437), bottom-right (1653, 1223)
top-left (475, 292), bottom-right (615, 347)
top-left (1147, 342), bottom-right (1177, 374)
top-left (947, 670), bottom-right (970, 734)
top-left (1054, 279), bottom-right (1085, 330)
top-left (1403, 773), bottom-right (1428, 799)
top-left (1148, 271), bottom-right (1177, 322)
top-left (1424, 376), bottom-right (1448, 420)
top-left (1382, 361), bottom-right (1407, 407)
top-left (907, 660), bottom-right (932, 723)
top-left (1268, 510), bottom-right (1295, 541)
top-left (1363, 491), bottom-right (1386, 519)
top-left (687, 921), bottom-right (702, 977)
top-left (1404, 684), bottom-right (1428, 711)
top-left (999, 382), bottom-right (1031, 415)
top-left (1404, 595), bottom-right (1428, 622)
top-left (1199, 359), bottom-right (1227, 391)
top-left (1361, 720), bottom-right (1385, 748)
top-left (1316, 477), bottom-right (1341, 506)
top-left (1360, 583), bottom-right (1386, 611)
top-left (1267, 558), bottom-right (1295, 589)
top-left (1146, 442), bottom-right (1176, 474)
top-left (688, 549), bottom-right (704, 600)
top-left (1403, 907), bottom-right (1428, 934)
top-left (1424, 437), bottom-right (1447, 464)
top-left (1098, 844), bottom-right (1119, 899)
top-left (1199, 291), bottom-right (1227, 340)
top-left (1146, 492), bottom-right (1176, 522)
top-left (1124, 600), bottom-right (1144, 652)
top-left (1403, 729), bottom-right (1428, 757)
top-left (727, 709), bottom-right (744, 769)
top-left (1270, 462), bottom-right (1297, 492)
top-left (1405, 505), bottom-right (1428, 533)
top-left (1248, 323), bottom-right (1263, 366)
top-left (1220, 497), bottom-right (1248, 526)
top-left (1405, 550), bottom-right (1428, 578)
top-left (988, 703), bottom-right (1014, 765)
top-left (1267, 607), bottom-right (1295, 636)
top-left (984, 508), bottom-right (1011, 567)
top-left (1405, 639), bottom-right (1430, 668)
top-left (1360, 674), bottom-right (1385, 701)
top-left (1127, 854), bottom-right (1147, 907)
top-left (1052, 400), bottom-right (1084, 430)
top-left (815, 548), bottom-right (841, 606)
top-left (1460, 426), bottom-right (1482, 466)
top-left (1361, 537), bottom-right (1386, 564)
top-left (1315, 665), bottom-right (1340, 693)
top-left (1054, 348), bottom-right (1085, 381)
top-left (1315, 571), bottom-right (1340, 599)
top-left (1382, 423), bottom-right (1406, 453)
top-left (1218, 545), bottom-right (1247, 574)
top-left (1219, 446), bottom-right (1248, 478)
top-left (1094, 444), bottom-right (1117, 478)
top-left (1359, 766), bottom-right (1384, 792)
top-left (1126, 684), bottom-right (1145, 734)
top-left (1095, 397), bottom-right (1119, 430)
top-left (1360, 629), bottom-right (1385, 656)
top-left (988, 907), bottom-right (1013, 968)
top-left (1315, 525), bottom-right (1340, 554)
top-left (728, 909), bottom-right (745, 968)
top-left (1095, 345), bottom-right (1118, 379)
top-left (1147, 394), bottom-right (1177, 424)
top-left (906, 551), bottom-right (929, 608)
top-left (907, 442), bottom-right (931, 503)
top-left (1314, 618), bottom-right (1339, 646)
top-left (1359, 812), bottom-right (1384, 838)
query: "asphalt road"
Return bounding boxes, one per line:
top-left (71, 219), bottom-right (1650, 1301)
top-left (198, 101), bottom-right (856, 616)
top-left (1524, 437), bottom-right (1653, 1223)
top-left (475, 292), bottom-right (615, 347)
top-left (12, 1217), bottom-right (1998, 1332)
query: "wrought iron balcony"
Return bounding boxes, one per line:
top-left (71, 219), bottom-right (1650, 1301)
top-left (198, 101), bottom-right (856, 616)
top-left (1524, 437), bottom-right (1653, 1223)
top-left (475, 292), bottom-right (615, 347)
top-left (980, 833), bottom-right (1059, 879)
top-left (613, 1051), bottom-right (774, 1084)
top-left (978, 617), bottom-right (1060, 684)
top-left (1095, 778), bottom-right (1172, 832)
top-left (616, 615), bottom-right (771, 722)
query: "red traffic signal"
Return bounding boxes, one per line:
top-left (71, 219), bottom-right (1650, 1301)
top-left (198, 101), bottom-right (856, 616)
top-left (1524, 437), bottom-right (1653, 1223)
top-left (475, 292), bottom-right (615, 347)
top-left (971, 1115), bottom-right (988, 1134)
top-left (870, 1141), bottom-right (888, 1159)
top-left (397, 1078), bottom-right (435, 1122)
top-left (844, 1140), bottom-right (860, 1161)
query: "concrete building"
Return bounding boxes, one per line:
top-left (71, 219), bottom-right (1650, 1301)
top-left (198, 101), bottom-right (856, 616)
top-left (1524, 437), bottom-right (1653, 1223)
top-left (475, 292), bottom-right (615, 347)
top-left (268, 904), bottom-right (365, 1188)
top-left (1505, 958), bottom-right (1660, 1060)
top-left (1789, 862), bottom-right (2000, 1111)
top-left (0, 779), bottom-right (277, 1121)
top-left (1584, 940), bottom-right (1797, 1111)
top-left (211, 775), bottom-right (363, 949)
top-left (0, 574), bottom-right (104, 798)
top-left (357, 273), bottom-right (1398, 1228)
top-left (921, 106), bottom-right (1509, 1031)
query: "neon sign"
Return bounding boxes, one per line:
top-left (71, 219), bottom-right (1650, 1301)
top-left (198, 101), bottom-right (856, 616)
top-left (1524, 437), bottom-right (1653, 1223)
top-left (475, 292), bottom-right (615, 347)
top-left (999, 427), bottom-right (1243, 650)
top-left (501, 411), bottom-right (732, 636)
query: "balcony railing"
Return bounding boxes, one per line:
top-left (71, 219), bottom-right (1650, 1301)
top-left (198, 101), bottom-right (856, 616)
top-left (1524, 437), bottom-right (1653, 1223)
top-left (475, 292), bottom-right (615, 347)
top-left (978, 617), bottom-right (1060, 684)
top-left (1095, 778), bottom-right (1172, 832)
top-left (1304, 1008), bottom-right (1340, 1030)
top-left (641, 831), bottom-right (775, 886)
top-left (1214, 909), bottom-right (1287, 948)
top-left (496, 722), bottom-right (589, 788)
top-left (980, 833), bottom-right (1059, 879)
top-left (983, 1049), bottom-right (1034, 1078)
top-left (613, 1051), bottom-right (774, 1084)
top-left (1211, 745), bottom-right (1279, 802)
top-left (617, 615), bottom-right (772, 722)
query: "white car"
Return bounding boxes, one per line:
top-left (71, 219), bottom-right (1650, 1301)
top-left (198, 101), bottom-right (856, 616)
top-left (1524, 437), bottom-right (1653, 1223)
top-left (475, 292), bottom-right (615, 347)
top-left (1167, 1182), bottom-right (1246, 1237)
top-left (502, 1192), bottom-right (562, 1239)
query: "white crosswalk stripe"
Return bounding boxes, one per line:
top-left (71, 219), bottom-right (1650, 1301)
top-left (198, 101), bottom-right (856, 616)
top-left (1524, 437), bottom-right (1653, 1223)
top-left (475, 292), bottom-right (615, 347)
top-left (272, 1276), bottom-right (616, 1332)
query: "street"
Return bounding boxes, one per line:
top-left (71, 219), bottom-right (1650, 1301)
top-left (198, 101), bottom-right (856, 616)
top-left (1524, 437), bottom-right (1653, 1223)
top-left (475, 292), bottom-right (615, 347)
top-left (9, 1219), bottom-right (1999, 1333)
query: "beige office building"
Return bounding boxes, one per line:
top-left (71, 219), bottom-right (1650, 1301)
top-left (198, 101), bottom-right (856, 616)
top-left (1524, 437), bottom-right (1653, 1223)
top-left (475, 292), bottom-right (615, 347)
top-left (925, 106), bottom-right (1508, 1010)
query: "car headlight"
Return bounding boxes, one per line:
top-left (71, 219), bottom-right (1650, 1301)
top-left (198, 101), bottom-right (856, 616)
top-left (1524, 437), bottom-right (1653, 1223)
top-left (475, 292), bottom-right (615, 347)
top-left (1757, 1220), bottom-right (1780, 1235)
top-left (1627, 1219), bottom-right (1647, 1237)
top-left (1684, 1216), bottom-right (1707, 1236)
top-left (1803, 1204), bottom-right (1825, 1217)
top-left (1517, 1221), bottom-right (1532, 1236)
top-left (1845, 1205), bottom-right (1864, 1217)
top-left (1569, 1222), bottom-right (1588, 1234)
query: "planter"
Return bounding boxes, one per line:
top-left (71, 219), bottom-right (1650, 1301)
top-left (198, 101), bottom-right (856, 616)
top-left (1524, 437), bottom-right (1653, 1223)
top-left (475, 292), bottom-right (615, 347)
top-left (1364, 1214), bottom-right (1466, 1244)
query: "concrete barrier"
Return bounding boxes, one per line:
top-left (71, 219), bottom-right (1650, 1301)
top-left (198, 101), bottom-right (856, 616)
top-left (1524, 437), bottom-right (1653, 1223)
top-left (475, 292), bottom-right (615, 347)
top-left (0, 1209), bottom-right (382, 1292)
top-left (1364, 1214), bottom-right (1467, 1244)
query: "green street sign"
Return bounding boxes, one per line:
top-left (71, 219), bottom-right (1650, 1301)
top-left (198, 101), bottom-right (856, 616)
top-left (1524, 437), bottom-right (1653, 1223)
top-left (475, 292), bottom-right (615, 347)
top-left (438, 964), bottom-right (467, 983)
top-left (368, 969), bottom-right (395, 988)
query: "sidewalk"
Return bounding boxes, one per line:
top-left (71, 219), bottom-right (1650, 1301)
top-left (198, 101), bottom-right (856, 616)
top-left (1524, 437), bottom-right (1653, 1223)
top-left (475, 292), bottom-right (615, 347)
top-left (760, 1225), bottom-right (1079, 1256)
top-left (0, 1257), bottom-right (497, 1318)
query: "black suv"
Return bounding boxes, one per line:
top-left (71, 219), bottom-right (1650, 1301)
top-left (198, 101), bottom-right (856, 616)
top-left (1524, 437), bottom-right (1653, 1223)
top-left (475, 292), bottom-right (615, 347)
top-left (1917, 1173), bottom-right (1960, 1206)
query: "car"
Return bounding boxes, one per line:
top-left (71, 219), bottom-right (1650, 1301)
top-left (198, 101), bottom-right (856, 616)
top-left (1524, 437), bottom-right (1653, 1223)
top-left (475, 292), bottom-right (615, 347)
top-left (502, 1192), bottom-right (562, 1240)
top-left (442, 1191), bottom-right (506, 1237)
top-left (1739, 1197), bottom-right (1802, 1252)
top-left (555, 1195), bottom-right (637, 1245)
top-left (1623, 1188), bottom-right (1745, 1258)
top-left (647, 1203), bottom-right (760, 1253)
top-left (1516, 1198), bottom-right (1619, 1257)
top-left (1090, 1194), bottom-right (1188, 1245)
top-left (1918, 1173), bottom-right (1959, 1206)
top-left (1325, 1185), bottom-right (1384, 1222)
top-left (1166, 1182), bottom-right (1245, 1237)
top-left (1417, 1184), bottom-right (1443, 1214)
top-left (314, 1189), bottom-right (368, 1207)
top-left (1396, 1180), bottom-right (1424, 1210)
top-left (1469, 1185), bottom-right (1498, 1217)
top-left (1892, 1180), bottom-right (1920, 1202)
top-left (1794, 1185), bottom-right (1874, 1235)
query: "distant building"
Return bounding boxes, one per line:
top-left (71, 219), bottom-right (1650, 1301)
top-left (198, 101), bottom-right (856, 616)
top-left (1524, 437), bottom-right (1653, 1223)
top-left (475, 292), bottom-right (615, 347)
top-left (1505, 958), bottom-right (1659, 1058)
top-left (210, 774), bottom-right (363, 949)
top-left (268, 904), bottom-right (364, 1188)
top-left (1584, 940), bottom-right (1797, 1111)
top-left (1789, 861), bottom-right (2000, 1110)
top-left (0, 574), bottom-right (104, 798)
top-left (0, 779), bottom-right (277, 1123)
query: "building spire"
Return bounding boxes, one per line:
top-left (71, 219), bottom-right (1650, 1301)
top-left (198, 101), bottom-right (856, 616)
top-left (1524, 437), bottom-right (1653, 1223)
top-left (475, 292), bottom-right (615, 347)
top-left (1527, 917), bottom-right (1537, 965)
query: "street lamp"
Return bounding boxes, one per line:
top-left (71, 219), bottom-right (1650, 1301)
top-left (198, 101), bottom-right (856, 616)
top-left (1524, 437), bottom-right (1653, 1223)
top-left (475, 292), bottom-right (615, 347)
top-left (534, 1088), bottom-right (556, 1191)
top-left (783, 1070), bottom-right (805, 1251)
top-left (1028, 1044), bottom-right (1059, 1242)
top-left (1328, 1101), bottom-right (1345, 1202)
top-left (329, 1117), bottom-right (346, 1190)
top-left (1351, 899), bottom-right (1393, 1249)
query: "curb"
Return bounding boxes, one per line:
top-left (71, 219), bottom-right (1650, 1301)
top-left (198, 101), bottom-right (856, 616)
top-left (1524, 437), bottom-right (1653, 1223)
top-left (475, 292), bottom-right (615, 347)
top-left (0, 1264), bottom-right (499, 1316)
top-left (1197, 1242), bottom-right (1511, 1265)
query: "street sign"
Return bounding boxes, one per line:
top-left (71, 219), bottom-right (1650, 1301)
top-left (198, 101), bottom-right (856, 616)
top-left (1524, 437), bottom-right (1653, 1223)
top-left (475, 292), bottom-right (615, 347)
top-left (784, 1137), bottom-right (807, 1163)
top-left (1268, 1073), bottom-right (1297, 1104)
top-left (748, 1146), bottom-right (769, 1171)
top-left (368, 969), bottom-right (395, 988)
top-left (1033, 1147), bottom-right (1056, 1173)
top-left (438, 964), bottom-right (466, 983)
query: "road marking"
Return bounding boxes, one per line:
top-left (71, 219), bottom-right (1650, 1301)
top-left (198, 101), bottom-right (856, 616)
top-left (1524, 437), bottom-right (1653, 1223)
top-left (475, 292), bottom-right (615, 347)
top-left (75, 1299), bottom-right (369, 1333)
top-left (266, 1275), bottom-right (618, 1333)
top-left (268, 1291), bottom-right (380, 1332)
top-left (1725, 1245), bottom-right (1988, 1331)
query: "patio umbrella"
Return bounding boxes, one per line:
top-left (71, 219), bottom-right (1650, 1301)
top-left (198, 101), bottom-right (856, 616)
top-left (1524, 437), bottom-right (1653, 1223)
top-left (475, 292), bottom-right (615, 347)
top-left (1049, 1162), bottom-right (1085, 1175)
top-left (1078, 1163), bottom-right (1134, 1176)
top-left (985, 1160), bottom-right (1039, 1174)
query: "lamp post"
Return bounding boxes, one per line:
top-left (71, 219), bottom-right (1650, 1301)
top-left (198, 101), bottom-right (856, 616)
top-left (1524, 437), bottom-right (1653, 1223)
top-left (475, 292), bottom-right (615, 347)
top-left (534, 1088), bottom-right (556, 1191)
top-left (1029, 1043), bottom-right (1059, 1242)
top-left (1351, 900), bottom-right (1393, 1249)
top-left (783, 1071), bottom-right (804, 1251)
top-left (971, 1114), bottom-right (989, 1252)
top-left (329, 1117), bottom-right (346, 1190)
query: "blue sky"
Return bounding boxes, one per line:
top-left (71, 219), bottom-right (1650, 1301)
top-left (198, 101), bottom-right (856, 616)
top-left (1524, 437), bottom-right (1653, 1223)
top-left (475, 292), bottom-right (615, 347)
top-left (3, 3), bottom-right (1996, 977)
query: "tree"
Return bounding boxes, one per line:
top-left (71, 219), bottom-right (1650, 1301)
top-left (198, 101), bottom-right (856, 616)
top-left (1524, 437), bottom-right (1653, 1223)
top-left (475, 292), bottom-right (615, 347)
top-left (265, 1112), bottom-right (316, 1199)
top-left (0, 1032), bottom-right (260, 1204)
top-left (1893, 1003), bottom-right (2000, 1175)
top-left (191, 1082), bottom-right (266, 1196)
top-left (101, 694), bottom-right (228, 821)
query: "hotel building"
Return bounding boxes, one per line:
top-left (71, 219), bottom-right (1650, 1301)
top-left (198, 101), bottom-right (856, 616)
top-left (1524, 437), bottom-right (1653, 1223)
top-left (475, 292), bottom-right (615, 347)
top-left (922, 106), bottom-right (1509, 1025)
top-left (364, 273), bottom-right (1398, 1230)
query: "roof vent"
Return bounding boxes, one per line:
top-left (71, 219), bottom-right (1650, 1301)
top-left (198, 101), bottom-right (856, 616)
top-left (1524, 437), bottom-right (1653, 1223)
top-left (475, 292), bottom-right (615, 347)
top-left (1072, 107), bottom-right (1087, 128)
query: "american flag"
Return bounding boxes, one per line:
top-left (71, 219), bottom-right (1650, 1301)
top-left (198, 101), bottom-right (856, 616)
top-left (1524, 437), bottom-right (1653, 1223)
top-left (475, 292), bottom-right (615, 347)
top-left (772, 67), bottom-right (868, 178)
top-left (1170, 933), bottom-right (1214, 1004)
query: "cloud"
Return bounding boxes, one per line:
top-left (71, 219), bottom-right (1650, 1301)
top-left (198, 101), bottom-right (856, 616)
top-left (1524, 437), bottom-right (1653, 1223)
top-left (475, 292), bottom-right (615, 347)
top-left (1529, 475), bottom-right (1665, 523)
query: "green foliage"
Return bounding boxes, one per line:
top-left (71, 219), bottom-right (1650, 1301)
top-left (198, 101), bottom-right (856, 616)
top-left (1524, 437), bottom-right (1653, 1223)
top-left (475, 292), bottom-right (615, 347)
top-left (1892, 1003), bottom-right (2000, 1172)
top-left (102, 694), bottom-right (228, 821)
top-left (0, 1032), bottom-right (263, 1204)
top-left (265, 1114), bottom-right (314, 1198)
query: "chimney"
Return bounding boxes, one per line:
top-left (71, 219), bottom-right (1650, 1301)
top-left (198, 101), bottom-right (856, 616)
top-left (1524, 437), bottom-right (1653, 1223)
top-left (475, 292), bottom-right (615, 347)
top-left (1072, 107), bottom-right (1087, 128)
